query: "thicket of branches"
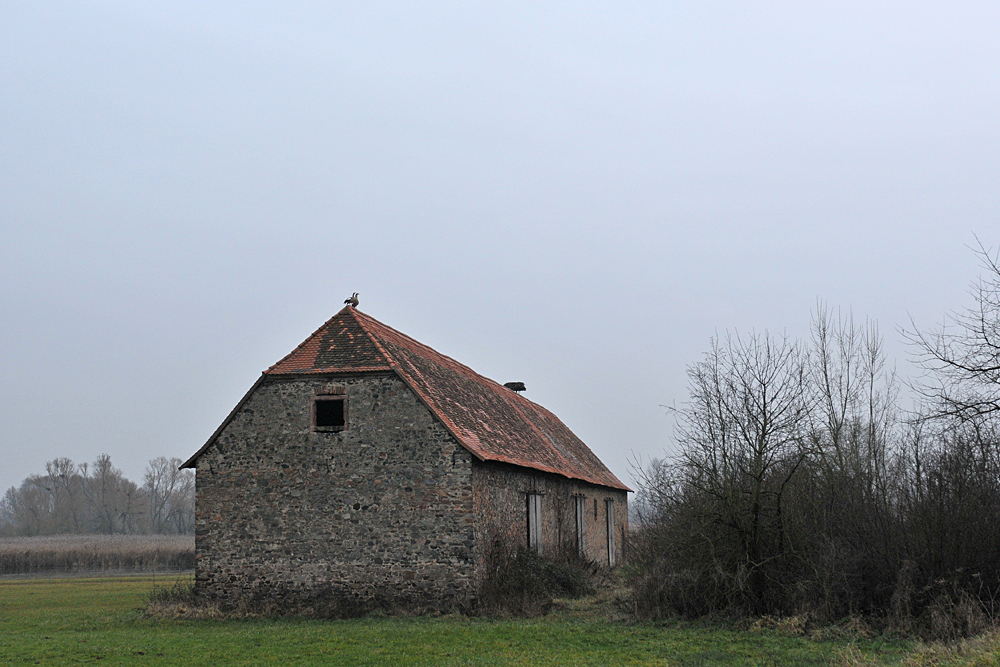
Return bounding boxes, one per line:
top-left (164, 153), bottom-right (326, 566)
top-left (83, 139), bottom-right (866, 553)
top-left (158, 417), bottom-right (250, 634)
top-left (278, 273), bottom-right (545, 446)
top-left (0, 455), bottom-right (194, 536)
top-left (631, 245), bottom-right (1000, 639)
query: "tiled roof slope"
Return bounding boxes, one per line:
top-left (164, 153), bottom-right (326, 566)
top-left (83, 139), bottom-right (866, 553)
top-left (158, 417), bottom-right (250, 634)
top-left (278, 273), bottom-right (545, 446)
top-left (266, 306), bottom-right (629, 491)
top-left (265, 308), bottom-right (393, 374)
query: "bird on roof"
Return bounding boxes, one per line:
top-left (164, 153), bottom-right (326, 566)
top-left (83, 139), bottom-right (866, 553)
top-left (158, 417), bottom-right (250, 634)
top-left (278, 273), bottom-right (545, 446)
top-left (344, 292), bottom-right (359, 307)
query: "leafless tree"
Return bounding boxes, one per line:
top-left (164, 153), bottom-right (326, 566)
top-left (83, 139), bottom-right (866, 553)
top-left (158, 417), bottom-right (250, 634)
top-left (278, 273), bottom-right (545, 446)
top-left (631, 290), bottom-right (1000, 630)
top-left (43, 457), bottom-right (86, 533)
top-left (2, 459), bottom-right (87, 536)
top-left (810, 303), bottom-right (898, 470)
top-left (80, 454), bottom-right (141, 534)
top-left (143, 457), bottom-right (194, 534)
top-left (904, 239), bottom-right (1000, 426)
top-left (793, 306), bottom-right (902, 616)
top-left (633, 313), bottom-right (904, 619)
top-left (667, 331), bottom-right (811, 609)
top-left (0, 480), bottom-right (49, 536)
top-left (0, 454), bottom-right (194, 536)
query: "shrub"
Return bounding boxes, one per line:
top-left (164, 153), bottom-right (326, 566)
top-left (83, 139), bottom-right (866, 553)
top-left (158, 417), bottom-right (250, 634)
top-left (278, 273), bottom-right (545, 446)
top-left (478, 534), bottom-right (594, 616)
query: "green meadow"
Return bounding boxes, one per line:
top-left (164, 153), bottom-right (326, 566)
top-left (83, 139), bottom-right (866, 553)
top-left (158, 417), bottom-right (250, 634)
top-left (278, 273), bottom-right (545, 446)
top-left (1, 575), bottom-right (996, 666)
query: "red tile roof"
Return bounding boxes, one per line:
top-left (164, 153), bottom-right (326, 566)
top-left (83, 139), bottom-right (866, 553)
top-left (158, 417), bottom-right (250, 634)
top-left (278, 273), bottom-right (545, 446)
top-left (187, 307), bottom-right (629, 491)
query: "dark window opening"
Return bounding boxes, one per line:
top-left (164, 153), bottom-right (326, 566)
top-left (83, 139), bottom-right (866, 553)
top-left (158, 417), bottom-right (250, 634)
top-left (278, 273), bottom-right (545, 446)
top-left (313, 397), bottom-right (346, 431)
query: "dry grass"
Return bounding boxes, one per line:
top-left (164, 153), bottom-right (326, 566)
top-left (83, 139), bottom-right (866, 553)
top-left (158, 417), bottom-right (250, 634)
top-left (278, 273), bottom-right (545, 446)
top-left (142, 582), bottom-right (392, 621)
top-left (832, 629), bottom-right (1000, 666)
top-left (144, 578), bottom-right (228, 620)
top-left (0, 534), bottom-right (194, 576)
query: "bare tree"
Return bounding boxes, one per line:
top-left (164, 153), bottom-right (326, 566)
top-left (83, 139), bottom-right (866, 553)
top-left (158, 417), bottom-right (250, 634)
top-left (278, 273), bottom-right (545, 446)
top-left (80, 454), bottom-right (141, 534)
top-left (143, 457), bottom-right (194, 534)
top-left (794, 306), bottom-right (902, 616)
top-left (43, 457), bottom-right (86, 533)
top-left (632, 293), bottom-right (1000, 631)
top-left (1, 454), bottom-right (194, 536)
top-left (669, 331), bottom-right (811, 610)
top-left (808, 304), bottom-right (898, 531)
top-left (632, 314), bottom-right (903, 619)
top-left (905, 240), bottom-right (1000, 426)
top-left (811, 303), bottom-right (898, 469)
top-left (0, 480), bottom-right (49, 536)
top-left (167, 468), bottom-right (195, 534)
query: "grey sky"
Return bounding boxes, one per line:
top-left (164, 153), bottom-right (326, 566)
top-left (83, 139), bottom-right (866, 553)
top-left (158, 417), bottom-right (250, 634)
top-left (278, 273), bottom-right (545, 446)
top-left (2, 1), bottom-right (998, 495)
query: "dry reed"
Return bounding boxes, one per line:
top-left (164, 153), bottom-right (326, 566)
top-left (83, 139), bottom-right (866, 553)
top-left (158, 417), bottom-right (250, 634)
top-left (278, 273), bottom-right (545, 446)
top-left (0, 534), bottom-right (194, 576)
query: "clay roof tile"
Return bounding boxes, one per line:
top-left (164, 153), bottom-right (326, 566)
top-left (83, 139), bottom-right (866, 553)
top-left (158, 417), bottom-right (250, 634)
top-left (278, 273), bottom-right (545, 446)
top-left (189, 306), bottom-right (629, 491)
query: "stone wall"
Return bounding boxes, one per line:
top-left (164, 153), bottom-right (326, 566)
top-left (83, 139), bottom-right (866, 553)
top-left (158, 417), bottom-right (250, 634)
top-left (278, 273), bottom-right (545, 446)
top-left (194, 373), bottom-right (477, 611)
top-left (472, 460), bottom-right (629, 569)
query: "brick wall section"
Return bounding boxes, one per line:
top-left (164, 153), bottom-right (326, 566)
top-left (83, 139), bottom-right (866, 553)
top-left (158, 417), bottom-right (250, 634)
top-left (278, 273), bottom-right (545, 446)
top-left (472, 460), bottom-right (629, 567)
top-left (194, 374), bottom-right (477, 610)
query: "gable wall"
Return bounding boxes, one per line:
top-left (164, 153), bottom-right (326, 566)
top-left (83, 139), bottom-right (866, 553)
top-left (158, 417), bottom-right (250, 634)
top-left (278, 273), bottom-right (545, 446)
top-left (194, 373), bottom-right (477, 610)
top-left (472, 460), bottom-right (628, 569)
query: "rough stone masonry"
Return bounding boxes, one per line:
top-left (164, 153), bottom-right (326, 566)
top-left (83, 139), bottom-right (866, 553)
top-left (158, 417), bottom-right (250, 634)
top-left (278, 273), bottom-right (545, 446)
top-left (186, 305), bottom-right (629, 611)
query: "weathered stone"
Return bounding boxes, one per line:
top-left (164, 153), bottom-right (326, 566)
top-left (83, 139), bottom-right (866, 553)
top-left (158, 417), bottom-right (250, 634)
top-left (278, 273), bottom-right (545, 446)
top-left (195, 374), bottom-right (477, 608)
top-left (194, 372), bottom-right (628, 611)
top-left (188, 307), bottom-right (630, 612)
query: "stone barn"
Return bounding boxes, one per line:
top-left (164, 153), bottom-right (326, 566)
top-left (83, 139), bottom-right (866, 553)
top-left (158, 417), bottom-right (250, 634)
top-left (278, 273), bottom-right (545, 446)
top-left (182, 304), bottom-right (630, 610)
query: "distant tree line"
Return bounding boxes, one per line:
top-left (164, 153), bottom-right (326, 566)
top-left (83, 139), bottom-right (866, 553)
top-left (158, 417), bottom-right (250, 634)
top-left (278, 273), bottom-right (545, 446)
top-left (0, 455), bottom-right (193, 536)
top-left (631, 243), bottom-right (1000, 639)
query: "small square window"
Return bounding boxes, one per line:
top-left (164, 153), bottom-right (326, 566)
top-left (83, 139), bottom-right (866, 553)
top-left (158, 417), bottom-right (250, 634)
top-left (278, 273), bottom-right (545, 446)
top-left (312, 396), bottom-right (347, 432)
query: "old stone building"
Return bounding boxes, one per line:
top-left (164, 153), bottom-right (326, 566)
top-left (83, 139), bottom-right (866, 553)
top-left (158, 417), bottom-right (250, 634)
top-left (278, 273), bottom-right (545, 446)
top-left (182, 305), bottom-right (629, 610)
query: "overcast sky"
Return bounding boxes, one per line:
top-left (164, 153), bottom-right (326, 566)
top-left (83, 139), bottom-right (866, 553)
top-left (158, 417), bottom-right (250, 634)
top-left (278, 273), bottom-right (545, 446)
top-left (2, 1), bottom-right (998, 495)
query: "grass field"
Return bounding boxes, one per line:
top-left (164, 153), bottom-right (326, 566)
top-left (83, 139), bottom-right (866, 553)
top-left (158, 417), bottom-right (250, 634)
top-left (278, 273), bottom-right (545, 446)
top-left (1, 576), bottom-right (997, 666)
top-left (0, 575), bottom-right (894, 666)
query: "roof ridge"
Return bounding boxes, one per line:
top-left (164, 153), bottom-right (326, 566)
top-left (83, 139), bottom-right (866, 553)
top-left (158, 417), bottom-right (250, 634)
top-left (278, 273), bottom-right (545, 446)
top-left (352, 310), bottom-right (471, 370)
top-left (356, 311), bottom-right (525, 398)
top-left (265, 306), bottom-right (353, 374)
top-left (349, 307), bottom-right (400, 373)
top-left (351, 309), bottom-right (490, 462)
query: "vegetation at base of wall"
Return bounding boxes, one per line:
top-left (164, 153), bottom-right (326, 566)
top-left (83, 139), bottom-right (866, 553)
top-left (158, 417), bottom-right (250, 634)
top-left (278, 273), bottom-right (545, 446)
top-left (0, 534), bottom-right (194, 576)
top-left (198, 583), bottom-right (403, 620)
top-left (147, 578), bottom-right (196, 604)
top-left (145, 579), bottom-right (452, 620)
top-left (630, 244), bottom-right (1000, 641)
top-left (478, 534), bottom-right (595, 616)
top-left (3, 575), bottom-right (945, 666)
top-left (144, 545), bottom-right (596, 621)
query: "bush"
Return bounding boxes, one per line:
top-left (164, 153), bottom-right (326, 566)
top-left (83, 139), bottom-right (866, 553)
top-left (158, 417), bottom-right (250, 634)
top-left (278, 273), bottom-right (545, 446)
top-left (629, 303), bottom-right (1000, 638)
top-left (478, 536), bottom-right (594, 616)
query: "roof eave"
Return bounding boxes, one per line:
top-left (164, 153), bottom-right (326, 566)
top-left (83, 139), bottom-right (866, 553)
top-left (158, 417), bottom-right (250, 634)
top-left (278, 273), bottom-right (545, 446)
top-left (474, 452), bottom-right (632, 492)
